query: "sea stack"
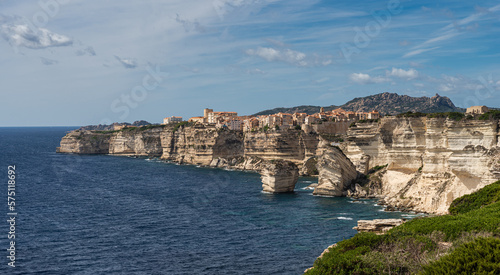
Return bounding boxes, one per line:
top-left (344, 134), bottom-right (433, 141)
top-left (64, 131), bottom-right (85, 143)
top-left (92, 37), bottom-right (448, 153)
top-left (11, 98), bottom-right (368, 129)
top-left (313, 145), bottom-right (358, 196)
top-left (261, 160), bottom-right (299, 193)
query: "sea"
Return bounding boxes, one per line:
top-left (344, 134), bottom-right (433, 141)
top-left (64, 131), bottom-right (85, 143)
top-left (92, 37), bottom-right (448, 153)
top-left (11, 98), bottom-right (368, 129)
top-left (0, 127), bottom-right (418, 274)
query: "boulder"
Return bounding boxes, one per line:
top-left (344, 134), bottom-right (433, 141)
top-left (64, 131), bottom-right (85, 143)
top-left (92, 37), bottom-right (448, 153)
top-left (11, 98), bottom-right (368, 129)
top-left (261, 160), bottom-right (299, 193)
top-left (353, 219), bottom-right (405, 234)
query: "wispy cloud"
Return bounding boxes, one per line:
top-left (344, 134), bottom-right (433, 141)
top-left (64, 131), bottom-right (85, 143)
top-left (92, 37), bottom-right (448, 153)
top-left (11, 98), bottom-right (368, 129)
top-left (403, 47), bottom-right (439, 58)
top-left (114, 55), bottom-right (138, 69)
top-left (40, 57), bottom-right (58, 66)
top-left (75, 46), bottom-right (96, 56)
top-left (403, 3), bottom-right (500, 58)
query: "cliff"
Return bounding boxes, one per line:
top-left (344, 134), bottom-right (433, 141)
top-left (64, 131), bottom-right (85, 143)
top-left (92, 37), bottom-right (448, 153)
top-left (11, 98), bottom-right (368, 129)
top-left (58, 125), bottom-right (320, 174)
top-left (344, 117), bottom-right (500, 214)
top-left (58, 117), bottom-right (500, 214)
top-left (313, 146), bottom-right (358, 196)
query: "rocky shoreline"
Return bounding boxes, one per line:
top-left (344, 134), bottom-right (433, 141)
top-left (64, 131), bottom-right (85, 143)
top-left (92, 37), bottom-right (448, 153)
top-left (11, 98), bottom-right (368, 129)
top-left (57, 116), bottom-right (500, 214)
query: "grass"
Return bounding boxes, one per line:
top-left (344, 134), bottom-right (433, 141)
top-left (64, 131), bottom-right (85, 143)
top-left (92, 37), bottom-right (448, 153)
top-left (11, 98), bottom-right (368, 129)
top-left (306, 180), bottom-right (500, 274)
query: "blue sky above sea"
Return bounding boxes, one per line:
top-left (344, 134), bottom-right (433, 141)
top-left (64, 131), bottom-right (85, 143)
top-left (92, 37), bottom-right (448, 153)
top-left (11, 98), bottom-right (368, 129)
top-left (1, 0), bottom-right (499, 126)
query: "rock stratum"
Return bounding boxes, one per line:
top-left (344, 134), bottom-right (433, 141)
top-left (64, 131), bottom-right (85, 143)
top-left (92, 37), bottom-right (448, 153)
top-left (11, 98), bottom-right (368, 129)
top-left (345, 117), bottom-right (500, 214)
top-left (58, 116), bottom-right (500, 214)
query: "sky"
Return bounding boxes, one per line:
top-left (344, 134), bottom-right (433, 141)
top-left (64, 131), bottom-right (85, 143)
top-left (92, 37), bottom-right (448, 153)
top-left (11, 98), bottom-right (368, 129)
top-left (1, 0), bottom-right (500, 126)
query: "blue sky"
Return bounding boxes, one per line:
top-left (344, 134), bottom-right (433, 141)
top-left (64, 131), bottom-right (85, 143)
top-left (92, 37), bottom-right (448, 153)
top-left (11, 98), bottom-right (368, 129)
top-left (1, 0), bottom-right (500, 126)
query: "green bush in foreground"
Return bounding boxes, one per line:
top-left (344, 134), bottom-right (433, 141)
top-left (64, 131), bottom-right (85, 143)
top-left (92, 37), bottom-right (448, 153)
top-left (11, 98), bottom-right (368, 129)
top-left (421, 237), bottom-right (500, 274)
top-left (449, 181), bottom-right (500, 215)
top-left (306, 180), bottom-right (500, 274)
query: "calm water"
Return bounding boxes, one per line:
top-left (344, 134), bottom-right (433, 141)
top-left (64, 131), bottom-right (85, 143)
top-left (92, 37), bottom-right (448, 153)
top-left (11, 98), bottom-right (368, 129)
top-left (0, 127), bottom-right (414, 274)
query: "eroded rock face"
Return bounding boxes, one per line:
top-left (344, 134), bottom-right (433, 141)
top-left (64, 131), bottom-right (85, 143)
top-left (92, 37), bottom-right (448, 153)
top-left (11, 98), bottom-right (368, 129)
top-left (313, 146), bottom-right (358, 196)
top-left (344, 117), bottom-right (500, 214)
top-left (57, 131), bottom-right (110, 154)
top-left (260, 160), bottom-right (299, 193)
top-left (109, 128), bottom-right (163, 156)
top-left (353, 219), bottom-right (405, 234)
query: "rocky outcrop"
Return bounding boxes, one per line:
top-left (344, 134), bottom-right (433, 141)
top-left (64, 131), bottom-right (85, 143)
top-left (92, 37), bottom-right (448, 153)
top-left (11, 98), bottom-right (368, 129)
top-left (313, 146), bottom-right (358, 196)
top-left (58, 125), bottom-right (320, 175)
top-left (161, 124), bottom-right (244, 165)
top-left (261, 160), bottom-right (299, 193)
top-left (353, 219), bottom-right (405, 234)
top-left (109, 128), bottom-right (163, 156)
top-left (244, 130), bottom-right (319, 164)
top-left (344, 117), bottom-right (500, 214)
top-left (57, 130), bottom-right (110, 154)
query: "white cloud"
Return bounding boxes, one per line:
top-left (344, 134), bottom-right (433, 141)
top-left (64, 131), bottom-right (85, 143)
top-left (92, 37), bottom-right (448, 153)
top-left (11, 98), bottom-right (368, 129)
top-left (114, 55), bottom-right (138, 69)
top-left (245, 46), bottom-right (331, 67)
top-left (349, 73), bottom-right (389, 84)
top-left (387, 68), bottom-right (418, 80)
top-left (0, 24), bottom-right (72, 49)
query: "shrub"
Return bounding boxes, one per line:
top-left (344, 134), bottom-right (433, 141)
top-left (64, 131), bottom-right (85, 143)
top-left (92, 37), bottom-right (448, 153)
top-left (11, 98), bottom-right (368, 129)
top-left (478, 110), bottom-right (500, 120)
top-left (449, 180), bottom-right (500, 215)
top-left (421, 237), bottom-right (500, 274)
top-left (295, 125), bottom-right (301, 130)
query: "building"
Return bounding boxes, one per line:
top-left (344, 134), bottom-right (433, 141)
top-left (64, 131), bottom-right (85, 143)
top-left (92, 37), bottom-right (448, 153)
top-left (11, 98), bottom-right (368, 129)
top-left (243, 118), bottom-right (260, 131)
top-left (207, 111), bottom-right (238, 124)
top-left (357, 112), bottom-right (368, 120)
top-left (305, 115), bottom-right (319, 125)
top-left (227, 119), bottom-right (242, 131)
top-left (163, 116), bottom-right (183, 124)
top-left (368, 111), bottom-right (380, 119)
top-left (466, 106), bottom-right (489, 115)
top-left (188, 117), bottom-right (205, 123)
top-left (293, 113), bottom-right (308, 125)
top-left (276, 112), bottom-right (293, 126)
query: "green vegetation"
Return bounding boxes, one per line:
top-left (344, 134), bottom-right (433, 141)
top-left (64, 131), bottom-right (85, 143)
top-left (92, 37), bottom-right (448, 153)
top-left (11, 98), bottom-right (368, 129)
top-left (306, 180), bottom-right (500, 274)
top-left (94, 130), bottom-right (119, 134)
top-left (320, 134), bottom-right (345, 143)
top-left (172, 121), bottom-right (190, 133)
top-left (448, 181), bottom-right (500, 215)
top-left (368, 164), bottom-right (388, 174)
top-left (275, 125), bottom-right (280, 130)
top-left (478, 110), bottom-right (500, 120)
top-left (421, 237), bottom-right (500, 274)
top-left (263, 124), bottom-right (269, 132)
top-left (427, 112), bottom-right (465, 121)
top-left (349, 122), bottom-right (357, 128)
top-left (396, 111), bottom-right (465, 121)
top-left (139, 124), bottom-right (164, 131)
top-left (357, 119), bottom-right (379, 123)
top-left (295, 125), bottom-right (302, 130)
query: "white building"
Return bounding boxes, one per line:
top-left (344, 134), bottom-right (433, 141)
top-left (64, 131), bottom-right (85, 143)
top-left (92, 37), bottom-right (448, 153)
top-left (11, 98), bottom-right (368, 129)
top-left (163, 116), bottom-right (183, 124)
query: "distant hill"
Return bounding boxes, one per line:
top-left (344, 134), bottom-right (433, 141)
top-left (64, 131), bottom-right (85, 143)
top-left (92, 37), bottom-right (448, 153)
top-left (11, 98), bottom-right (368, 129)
top-left (253, 92), bottom-right (465, 116)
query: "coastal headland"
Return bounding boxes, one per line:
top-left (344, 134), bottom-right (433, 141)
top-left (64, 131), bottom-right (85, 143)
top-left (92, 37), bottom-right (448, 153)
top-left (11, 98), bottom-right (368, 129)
top-left (58, 113), bottom-right (500, 214)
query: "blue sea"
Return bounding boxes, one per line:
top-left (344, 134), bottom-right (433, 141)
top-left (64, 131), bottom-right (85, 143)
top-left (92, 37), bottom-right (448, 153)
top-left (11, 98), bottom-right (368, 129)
top-left (0, 127), bottom-right (415, 274)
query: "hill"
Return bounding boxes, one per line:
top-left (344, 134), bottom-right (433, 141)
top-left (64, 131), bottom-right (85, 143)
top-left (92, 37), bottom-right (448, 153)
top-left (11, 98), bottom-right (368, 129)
top-left (253, 92), bottom-right (465, 116)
